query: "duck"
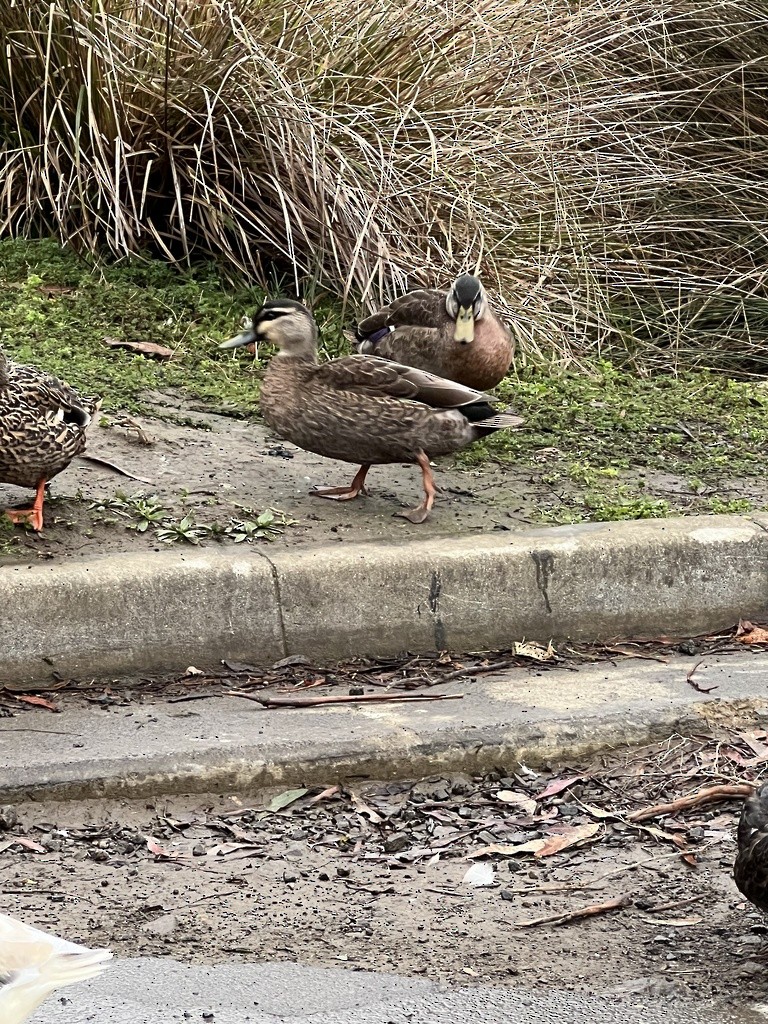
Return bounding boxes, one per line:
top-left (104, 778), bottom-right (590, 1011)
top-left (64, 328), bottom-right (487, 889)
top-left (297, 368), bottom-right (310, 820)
top-left (734, 781), bottom-right (768, 912)
top-left (355, 274), bottom-right (515, 390)
top-left (220, 300), bottom-right (523, 523)
top-left (0, 912), bottom-right (111, 1023)
top-left (0, 346), bottom-right (101, 531)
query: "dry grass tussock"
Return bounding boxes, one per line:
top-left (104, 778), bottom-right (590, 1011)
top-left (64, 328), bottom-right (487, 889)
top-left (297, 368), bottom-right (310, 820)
top-left (1, 0), bottom-right (768, 371)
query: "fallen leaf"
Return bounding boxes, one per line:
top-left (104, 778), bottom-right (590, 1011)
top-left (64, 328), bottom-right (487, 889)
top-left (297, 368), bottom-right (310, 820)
top-left (535, 776), bottom-right (584, 800)
top-left (309, 785), bottom-right (341, 805)
top-left (535, 822), bottom-right (600, 858)
top-left (495, 790), bottom-right (537, 815)
top-left (350, 791), bottom-right (384, 825)
top-left (146, 836), bottom-right (183, 859)
top-left (581, 803), bottom-right (615, 819)
top-left (468, 839), bottom-right (547, 858)
top-left (14, 694), bottom-right (59, 711)
top-left (462, 861), bottom-right (496, 887)
top-left (221, 660), bottom-right (258, 674)
top-left (0, 836), bottom-right (46, 853)
top-left (513, 640), bottom-right (557, 662)
top-left (738, 626), bottom-right (768, 645)
top-left (266, 788), bottom-right (309, 812)
top-left (104, 338), bottom-right (174, 360)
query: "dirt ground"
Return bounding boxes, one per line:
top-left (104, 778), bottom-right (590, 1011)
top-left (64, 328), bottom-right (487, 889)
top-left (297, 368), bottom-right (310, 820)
top-left (1, 390), bottom-right (766, 564)
top-left (2, 732), bottom-right (766, 1005)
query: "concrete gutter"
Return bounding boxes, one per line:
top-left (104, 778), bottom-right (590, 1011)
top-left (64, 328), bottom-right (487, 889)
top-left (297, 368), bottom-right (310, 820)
top-left (1, 513), bottom-right (767, 683)
top-left (1, 653), bottom-right (767, 802)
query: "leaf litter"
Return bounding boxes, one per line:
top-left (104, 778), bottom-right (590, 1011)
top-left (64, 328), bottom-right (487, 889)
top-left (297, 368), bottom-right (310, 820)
top-left (1, 727), bottom-right (767, 999)
top-left (4, 618), bottom-right (768, 712)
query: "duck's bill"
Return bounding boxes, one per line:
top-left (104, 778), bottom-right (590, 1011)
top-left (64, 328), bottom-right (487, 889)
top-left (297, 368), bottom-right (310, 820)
top-left (219, 328), bottom-right (257, 350)
top-left (453, 306), bottom-right (475, 343)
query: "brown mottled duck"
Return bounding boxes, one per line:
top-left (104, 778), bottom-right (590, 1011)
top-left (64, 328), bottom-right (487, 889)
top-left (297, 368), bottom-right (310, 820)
top-left (220, 300), bottom-right (523, 523)
top-left (735, 781), bottom-right (768, 912)
top-left (355, 274), bottom-right (515, 390)
top-left (0, 347), bottom-right (101, 531)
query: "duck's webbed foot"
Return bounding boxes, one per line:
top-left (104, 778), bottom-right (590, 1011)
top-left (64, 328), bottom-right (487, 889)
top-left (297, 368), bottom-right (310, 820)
top-left (310, 464), bottom-right (370, 502)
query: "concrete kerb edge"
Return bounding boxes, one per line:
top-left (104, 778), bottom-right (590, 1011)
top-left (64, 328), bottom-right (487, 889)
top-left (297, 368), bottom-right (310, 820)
top-left (0, 703), bottom-right (723, 803)
top-left (0, 513), bottom-right (767, 683)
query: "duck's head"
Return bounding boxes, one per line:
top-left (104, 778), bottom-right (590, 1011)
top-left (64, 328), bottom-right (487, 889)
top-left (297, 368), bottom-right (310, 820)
top-left (219, 299), bottom-right (318, 360)
top-left (445, 274), bottom-right (487, 345)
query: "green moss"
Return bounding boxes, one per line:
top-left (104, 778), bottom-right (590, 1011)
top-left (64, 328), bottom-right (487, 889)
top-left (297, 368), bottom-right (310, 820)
top-left (460, 358), bottom-right (768, 482)
top-left (0, 238), bottom-right (348, 416)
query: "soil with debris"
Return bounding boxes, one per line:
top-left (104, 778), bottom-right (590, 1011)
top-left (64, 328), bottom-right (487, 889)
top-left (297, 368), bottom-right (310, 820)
top-left (2, 732), bottom-right (766, 1005)
top-left (1, 390), bottom-right (766, 565)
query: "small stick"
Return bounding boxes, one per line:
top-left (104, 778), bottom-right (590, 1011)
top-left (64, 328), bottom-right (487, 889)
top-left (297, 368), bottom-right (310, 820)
top-left (627, 783), bottom-right (752, 823)
top-left (516, 894), bottom-right (631, 928)
top-left (686, 658), bottom-right (718, 693)
top-left (226, 691), bottom-right (464, 708)
top-left (645, 894), bottom-right (705, 914)
top-left (602, 646), bottom-right (669, 664)
top-left (431, 658), bottom-right (518, 684)
top-left (79, 453), bottom-right (154, 484)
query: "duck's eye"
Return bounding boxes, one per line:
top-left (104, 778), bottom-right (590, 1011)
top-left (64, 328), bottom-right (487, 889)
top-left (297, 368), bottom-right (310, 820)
top-left (259, 310), bottom-right (285, 322)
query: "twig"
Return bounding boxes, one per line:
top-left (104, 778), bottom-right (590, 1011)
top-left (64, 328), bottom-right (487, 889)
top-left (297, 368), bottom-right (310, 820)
top-left (226, 691), bottom-right (464, 708)
top-left (645, 894), bottom-right (705, 914)
top-left (627, 783), bottom-right (752, 822)
top-left (0, 727), bottom-right (79, 735)
top-left (516, 894), bottom-right (632, 928)
top-left (430, 658), bottom-right (517, 684)
top-left (79, 453), bottom-right (154, 484)
top-left (166, 889), bottom-right (240, 912)
top-left (424, 887), bottom-right (473, 898)
top-left (686, 657), bottom-right (718, 693)
top-left (601, 646), bottom-right (668, 664)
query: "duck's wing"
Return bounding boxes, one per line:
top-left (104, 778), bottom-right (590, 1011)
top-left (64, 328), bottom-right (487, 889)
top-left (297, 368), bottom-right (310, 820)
top-left (0, 914), bottom-right (111, 1024)
top-left (313, 355), bottom-right (492, 410)
top-left (7, 362), bottom-right (100, 426)
top-left (356, 290), bottom-right (446, 339)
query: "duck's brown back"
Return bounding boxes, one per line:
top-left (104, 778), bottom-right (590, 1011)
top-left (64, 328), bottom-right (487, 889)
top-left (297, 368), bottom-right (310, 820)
top-left (0, 360), bottom-right (99, 488)
top-left (259, 357), bottom-right (477, 466)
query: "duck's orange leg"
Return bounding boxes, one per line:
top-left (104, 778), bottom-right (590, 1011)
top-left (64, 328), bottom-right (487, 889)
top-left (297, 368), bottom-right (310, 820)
top-left (6, 478), bottom-right (46, 531)
top-left (311, 464), bottom-right (371, 501)
top-left (396, 451), bottom-right (436, 524)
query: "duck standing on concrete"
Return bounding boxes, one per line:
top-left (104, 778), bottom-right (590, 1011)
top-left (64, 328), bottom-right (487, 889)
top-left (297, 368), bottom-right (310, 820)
top-left (0, 347), bottom-right (101, 530)
top-left (0, 912), bottom-right (111, 1023)
top-left (220, 300), bottom-right (523, 523)
top-left (734, 781), bottom-right (768, 911)
top-left (355, 274), bottom-right (515, 390)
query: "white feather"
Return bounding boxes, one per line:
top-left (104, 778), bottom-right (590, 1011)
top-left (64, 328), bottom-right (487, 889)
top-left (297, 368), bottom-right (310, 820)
top-left (0, 913), bottom-right (111, 1024)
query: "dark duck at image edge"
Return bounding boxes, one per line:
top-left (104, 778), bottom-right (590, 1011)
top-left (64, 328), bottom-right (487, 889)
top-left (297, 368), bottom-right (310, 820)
top-left (220, 299), bottom-right (524, 524)
top-left (0, 346), bottom-right (101, 531)
top-left (734, 781), bottom-right (768, 912)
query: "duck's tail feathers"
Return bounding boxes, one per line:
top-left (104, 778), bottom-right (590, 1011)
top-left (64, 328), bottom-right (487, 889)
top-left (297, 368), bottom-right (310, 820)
top-left (469, 410), bottom-right (525, 433)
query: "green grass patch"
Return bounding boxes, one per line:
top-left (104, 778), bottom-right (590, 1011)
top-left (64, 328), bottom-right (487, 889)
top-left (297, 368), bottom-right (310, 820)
top-left (0, 238), bottom-right (349, 416)
top-left (461, 360), bottom-right (768, 482)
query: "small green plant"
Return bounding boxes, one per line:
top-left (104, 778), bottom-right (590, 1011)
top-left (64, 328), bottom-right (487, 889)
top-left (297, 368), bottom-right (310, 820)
top-left (89, 492), bottom-right (168, 532)
top-left (155, 513), bottom-right (211, 545)
top-left (223, 508), bottom-right (295, 542)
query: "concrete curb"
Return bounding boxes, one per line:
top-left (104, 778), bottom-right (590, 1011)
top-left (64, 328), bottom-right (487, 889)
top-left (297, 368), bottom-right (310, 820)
top-left (2, 653), bottom-right (766, 802)
top-left (1, 514), bottom-right (767, 682)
